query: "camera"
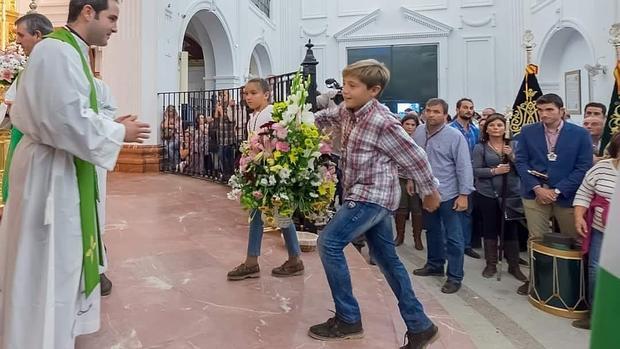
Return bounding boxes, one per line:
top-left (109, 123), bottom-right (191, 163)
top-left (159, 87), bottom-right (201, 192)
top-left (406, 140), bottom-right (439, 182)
top-left (325, 78), bottom-right (344, 105)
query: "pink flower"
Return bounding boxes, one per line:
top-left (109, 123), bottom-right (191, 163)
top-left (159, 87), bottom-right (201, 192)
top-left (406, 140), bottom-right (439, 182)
top-left (252, 191), bottom-right (264, 199)
top-left (249, 135), bottom-right (262, 151)
top-left (275, 141), bottom-right (290, 152)
top-left (0, 69), bottom-right (12, 82)
top-left (239, 156), bottom-right (252, 172)
top-left (272, 123), bottom-right (288, 139)
top-left (262, 135), bottom-right (274, 156)
top-left (319, 142), bottom-right (333, 154)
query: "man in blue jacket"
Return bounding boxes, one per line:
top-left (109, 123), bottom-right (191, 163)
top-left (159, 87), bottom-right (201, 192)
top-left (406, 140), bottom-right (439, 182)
top-left (514, 93), bottom-right (592, 295)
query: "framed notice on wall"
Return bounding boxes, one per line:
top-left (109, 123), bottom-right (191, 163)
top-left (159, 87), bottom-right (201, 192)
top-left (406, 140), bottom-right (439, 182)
top-left (564, 70), bottom-right (581, 115)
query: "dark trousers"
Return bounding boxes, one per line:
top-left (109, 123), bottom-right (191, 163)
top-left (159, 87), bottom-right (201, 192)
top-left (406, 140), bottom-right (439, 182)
top-left (474, 193), bottom-right (519, 241)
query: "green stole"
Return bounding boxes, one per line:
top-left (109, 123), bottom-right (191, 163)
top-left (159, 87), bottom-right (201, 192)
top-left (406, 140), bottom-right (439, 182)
top-left (2, 115), bottom-right (23, 203)
top-left (45, 27), bottom-right (103, 297)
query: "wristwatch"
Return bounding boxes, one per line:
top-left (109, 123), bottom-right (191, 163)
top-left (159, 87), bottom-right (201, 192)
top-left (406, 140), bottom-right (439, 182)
top-left (553, 188), bottom-right (561, 195)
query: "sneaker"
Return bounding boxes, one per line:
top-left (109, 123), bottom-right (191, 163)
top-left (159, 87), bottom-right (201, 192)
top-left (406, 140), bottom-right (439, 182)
top-left (308, 316), bottom-right (364, 341)
top-left (517, 281), bottom-right (530, 295)
top-left (571, 317), bottom-right (591, 330)
top-left (441, 280), bottom-right (461, 294)
top-left (413, 265), bottom-right (445, 277)
top-left (464, 248), bottom-right (481, 259)
top-left (100, 273), bottom-right (113, 297)
top-left (227, 263), bottom-right (260, 281)
top-left (271, 260), bottom-right (304, 277)
top-left (400, 324), bottom-right (439, 349)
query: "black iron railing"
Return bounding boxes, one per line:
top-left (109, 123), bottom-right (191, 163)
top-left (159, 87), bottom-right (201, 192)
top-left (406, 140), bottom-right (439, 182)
top-left (158, 41), bottom-right (319, 183)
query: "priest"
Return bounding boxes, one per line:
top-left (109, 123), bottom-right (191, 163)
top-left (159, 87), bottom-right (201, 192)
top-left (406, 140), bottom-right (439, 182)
top-left (0, 1), bottom-right (150, 348)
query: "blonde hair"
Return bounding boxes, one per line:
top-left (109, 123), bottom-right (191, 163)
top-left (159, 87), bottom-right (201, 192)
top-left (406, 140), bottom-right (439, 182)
top-left (342, 59), bottom-right (390, 95)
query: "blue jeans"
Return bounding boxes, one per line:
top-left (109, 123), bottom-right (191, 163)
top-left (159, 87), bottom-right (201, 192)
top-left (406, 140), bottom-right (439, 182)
top-left (218, 145), bottom-right (235, 177)
top-left (422, 197), bottom-right (465, 282)
top-left (246, 209), bottom-right (301, 257)
top-left (588, 228), bottom-right (604, 305)
top-left (318, 201), bottom-right (432, 332)
top-left (460, 195), bottom-right (473, 249)
top-left (163, 138), bottom-right (179, 170)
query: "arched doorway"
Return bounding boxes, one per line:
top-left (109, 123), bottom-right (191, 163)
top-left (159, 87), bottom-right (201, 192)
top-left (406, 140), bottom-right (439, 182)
top-left (181, 9), bottom-right (235, 90)
top-left (248, 43), bottom-right (273, 78)
top-left (539, 24), bottom-right (594, 119)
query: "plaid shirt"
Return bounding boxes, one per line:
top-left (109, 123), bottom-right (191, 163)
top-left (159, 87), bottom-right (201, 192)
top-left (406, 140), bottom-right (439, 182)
top-left (316, 99), bottom-right (438, 210)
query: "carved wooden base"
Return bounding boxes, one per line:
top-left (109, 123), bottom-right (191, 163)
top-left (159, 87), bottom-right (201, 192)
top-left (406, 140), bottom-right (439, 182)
top-left (114, 145), bottom-right (161, 173)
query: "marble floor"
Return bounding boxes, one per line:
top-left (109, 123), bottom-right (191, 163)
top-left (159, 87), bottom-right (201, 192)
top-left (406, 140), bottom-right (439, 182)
top-left (77, 173), bottom-right (590, 349)
top-left (77, 173), bottom-right (473, 349)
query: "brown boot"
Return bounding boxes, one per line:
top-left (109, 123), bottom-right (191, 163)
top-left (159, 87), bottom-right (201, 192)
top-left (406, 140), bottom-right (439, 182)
top-left (482, 239), bottom-right (498, 278)
top-left (505, 240), bottom-right (527, 281)
top-left (412, 213), bottom-right (424, 250)
top-left (394, 209), bottom-right (408, 246)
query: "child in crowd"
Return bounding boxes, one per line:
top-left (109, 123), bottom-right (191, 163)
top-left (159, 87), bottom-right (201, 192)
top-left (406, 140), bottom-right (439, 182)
top-left (226, 78), bottom-right (304, 281)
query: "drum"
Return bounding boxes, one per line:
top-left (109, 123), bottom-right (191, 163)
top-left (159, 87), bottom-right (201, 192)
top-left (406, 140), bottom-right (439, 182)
top-left (529, 240), bottom-right (588, 319)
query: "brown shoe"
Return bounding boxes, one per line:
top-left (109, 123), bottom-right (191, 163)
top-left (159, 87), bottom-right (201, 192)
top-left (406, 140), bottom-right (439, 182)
top-left (508, 265), bottom-right (528, 282)
top-left (504, 241), bottom-right (527, 282)
top-left (272, 260), bottom-right (304, 277)
top-left (571, 317), bottom-right (591, 330)
top-left (482, 239), bottom-right (498, 278)
top-left (227, 263), bottom-right (260, 281)
top-left (517, 281), bottom-right (530, 295)
top-left (394, 210), bottom-right (408, 246)
top-left (412, 213), bottom-right (424, 250)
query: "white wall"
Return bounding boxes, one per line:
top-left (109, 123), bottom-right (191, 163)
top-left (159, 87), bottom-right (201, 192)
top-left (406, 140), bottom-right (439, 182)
top-left (289, 0), bottom-right (521, 112)
top-left (527, 0), bottom-right (617, 121)
top-left (21, 0), bottom-right (620, 143)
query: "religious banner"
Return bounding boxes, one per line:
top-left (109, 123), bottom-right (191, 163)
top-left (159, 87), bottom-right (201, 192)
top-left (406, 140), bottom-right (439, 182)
top-left (599, 62), bottom-right (620, 154)
top-left (510, 64), bottom-right (543, 136)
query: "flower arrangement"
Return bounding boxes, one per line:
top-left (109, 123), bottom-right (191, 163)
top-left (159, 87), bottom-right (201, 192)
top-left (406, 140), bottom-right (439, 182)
top-left (228, 72), bottom-right (337, 227)
top-left (0, 43), bottom-right (26, 86)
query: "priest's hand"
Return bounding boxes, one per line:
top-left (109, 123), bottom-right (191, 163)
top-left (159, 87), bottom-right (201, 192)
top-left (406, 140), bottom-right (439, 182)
top-left (121, 115), bottom-right (151, 143)
top-left (422, 189), bottom-right (441, 213)
top-left (115, 114), bottom-right (134, 123)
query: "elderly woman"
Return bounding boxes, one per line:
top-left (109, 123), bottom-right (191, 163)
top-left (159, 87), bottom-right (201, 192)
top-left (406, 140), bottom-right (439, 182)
top-left (571, 132), bottom-right (620, 330)
top-left (472, 113), bottom-right (526, 281)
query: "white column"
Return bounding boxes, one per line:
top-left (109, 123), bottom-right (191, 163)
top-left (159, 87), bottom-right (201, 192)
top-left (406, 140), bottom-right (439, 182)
top-left (139, 0), bottom-right (159, 145)
top-left (101, 0), bottom-right (141, 119)
top-left (180, 51), bottom-right (189, 92)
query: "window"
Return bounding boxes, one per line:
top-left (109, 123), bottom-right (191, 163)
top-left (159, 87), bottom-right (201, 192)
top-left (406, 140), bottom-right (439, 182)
top-left (251, 0), bottom-right (270, 18)
top-left (347, 45), bottom-right (438, 113)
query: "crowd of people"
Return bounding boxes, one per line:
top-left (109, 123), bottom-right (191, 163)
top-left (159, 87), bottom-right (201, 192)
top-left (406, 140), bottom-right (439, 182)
top-left (397, 95), bottom-right (616, 331)
top-left (160, 90), bottom-right (246, 180)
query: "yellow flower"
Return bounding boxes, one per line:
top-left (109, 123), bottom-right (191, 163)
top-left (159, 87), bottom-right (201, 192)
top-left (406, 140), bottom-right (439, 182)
top-left (305, 139), bottom-right (314, 148)
top-left (270, 165), bottom-right (283, 173)
top-left (318, 183), bottom-right (328, 196)
top-left (288, 152), bottom-right (298, 163)
top-left (273, 150), bottom-right (282, 160)
top-left (267, 158), bottom-right (275, 166)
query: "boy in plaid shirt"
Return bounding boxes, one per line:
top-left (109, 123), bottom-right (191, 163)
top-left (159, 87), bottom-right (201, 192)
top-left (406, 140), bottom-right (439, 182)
top-left (309, 59), bottom-right (441, 349)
